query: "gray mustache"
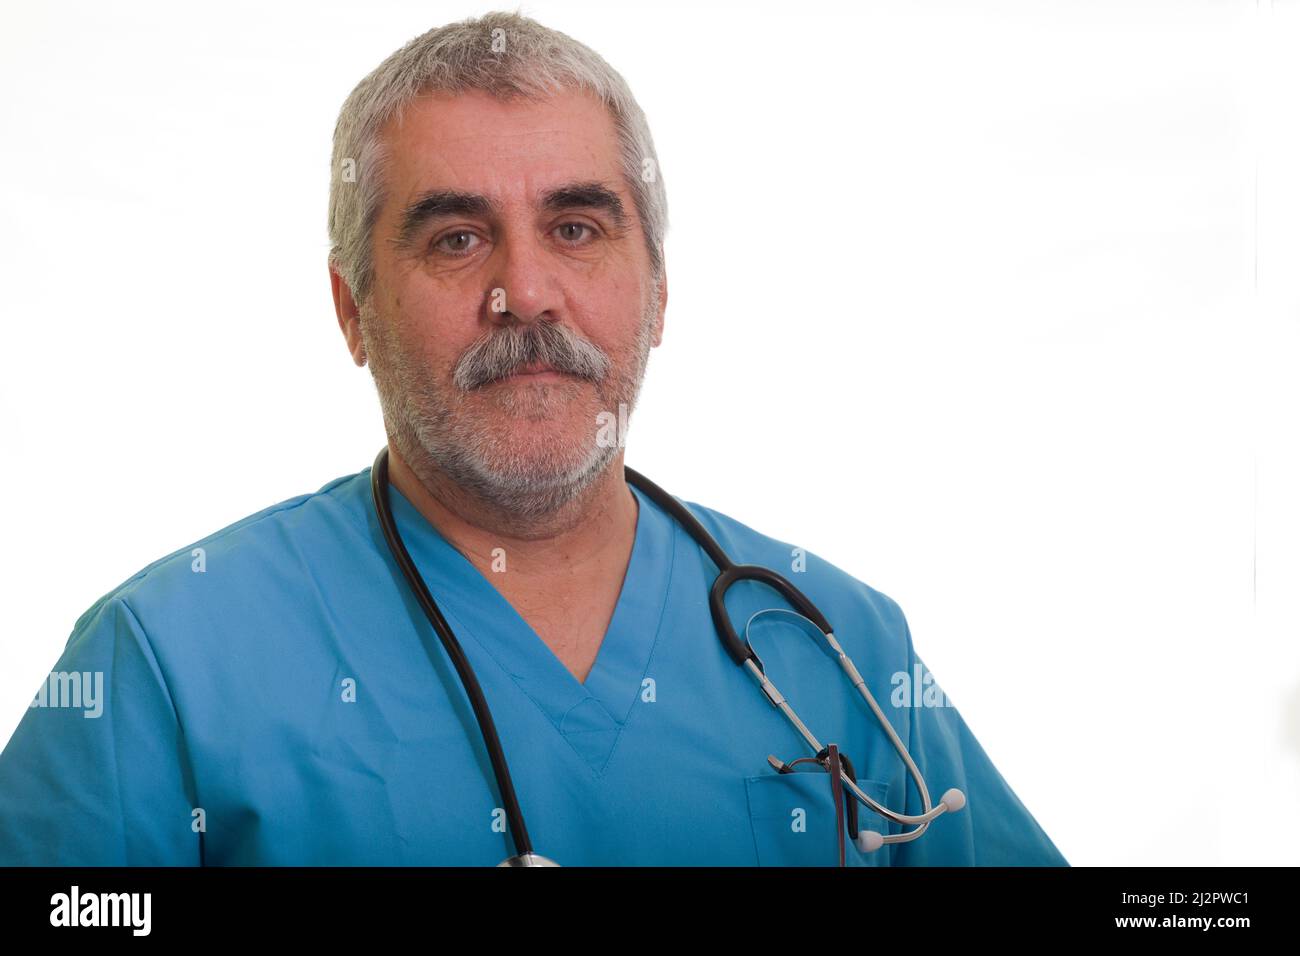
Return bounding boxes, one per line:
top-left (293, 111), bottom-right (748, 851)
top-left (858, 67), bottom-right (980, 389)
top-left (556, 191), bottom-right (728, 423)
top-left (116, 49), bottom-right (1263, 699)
top-left (453, 321), bottom-right (610, 390)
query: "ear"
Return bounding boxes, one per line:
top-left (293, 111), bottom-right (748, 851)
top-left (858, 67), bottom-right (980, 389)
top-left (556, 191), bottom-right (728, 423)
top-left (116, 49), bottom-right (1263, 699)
top-left (652, 268), bottom-right (667, 348)
top-left (330, 261), bottom-right (367, 366)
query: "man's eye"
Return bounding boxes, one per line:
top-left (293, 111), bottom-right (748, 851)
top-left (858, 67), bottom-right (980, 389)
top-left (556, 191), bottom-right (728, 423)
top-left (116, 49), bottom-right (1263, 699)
top-left (430, 224), bottom-right (594, 257)
top-left (555, 222), bottom-right (595, 244)
top-left (431, 231), bottom-right (481, 256)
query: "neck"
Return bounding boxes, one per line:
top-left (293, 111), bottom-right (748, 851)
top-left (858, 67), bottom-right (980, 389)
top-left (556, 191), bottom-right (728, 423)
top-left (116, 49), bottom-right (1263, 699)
top-left (384, 441), bottom-right (638, 581)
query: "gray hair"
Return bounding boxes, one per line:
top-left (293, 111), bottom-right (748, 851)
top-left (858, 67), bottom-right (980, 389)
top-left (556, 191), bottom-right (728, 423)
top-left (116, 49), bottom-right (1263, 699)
top-left (327, 9), bottom-right (669, 308)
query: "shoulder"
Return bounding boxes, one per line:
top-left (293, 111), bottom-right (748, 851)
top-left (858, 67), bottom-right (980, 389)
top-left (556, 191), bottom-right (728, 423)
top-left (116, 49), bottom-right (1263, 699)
top-left (71, 468), bottom-right (373, 635)
top-left (667, 492), bottom-right (913, 657)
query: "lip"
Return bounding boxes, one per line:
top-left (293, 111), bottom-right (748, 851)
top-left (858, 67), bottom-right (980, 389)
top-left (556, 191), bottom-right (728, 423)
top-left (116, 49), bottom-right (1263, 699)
top-left (502, 362), bottom-right (571, 379)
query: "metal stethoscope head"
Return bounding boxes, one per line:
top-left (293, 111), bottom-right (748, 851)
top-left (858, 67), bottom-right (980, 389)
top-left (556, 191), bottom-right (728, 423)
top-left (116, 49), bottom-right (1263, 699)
top-left (497, 853), bottom-right (562, 867)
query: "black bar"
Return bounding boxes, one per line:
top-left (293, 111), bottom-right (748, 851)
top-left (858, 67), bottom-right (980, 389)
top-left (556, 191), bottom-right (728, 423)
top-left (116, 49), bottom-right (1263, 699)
top-left (0, 866), bottom-right (1288, 940)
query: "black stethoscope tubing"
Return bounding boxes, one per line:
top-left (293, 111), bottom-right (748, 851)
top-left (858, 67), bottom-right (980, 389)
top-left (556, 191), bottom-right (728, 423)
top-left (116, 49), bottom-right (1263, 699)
top-left (369, 445), bottom-right (834, 861)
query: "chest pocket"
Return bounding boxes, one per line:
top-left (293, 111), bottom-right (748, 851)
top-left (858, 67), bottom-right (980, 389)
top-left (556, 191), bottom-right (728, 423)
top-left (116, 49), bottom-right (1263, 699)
top-left (745, 771), bottom-right (894, 867)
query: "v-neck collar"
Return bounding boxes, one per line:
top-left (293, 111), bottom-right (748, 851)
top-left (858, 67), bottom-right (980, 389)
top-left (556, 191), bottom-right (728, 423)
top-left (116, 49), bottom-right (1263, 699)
top-left (381, 471), bottom-right (676, 776)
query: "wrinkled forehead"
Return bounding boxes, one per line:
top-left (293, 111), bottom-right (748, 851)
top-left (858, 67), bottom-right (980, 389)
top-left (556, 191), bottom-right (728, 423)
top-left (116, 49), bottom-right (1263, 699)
top-left (376, 87), bottom-right (627, 221)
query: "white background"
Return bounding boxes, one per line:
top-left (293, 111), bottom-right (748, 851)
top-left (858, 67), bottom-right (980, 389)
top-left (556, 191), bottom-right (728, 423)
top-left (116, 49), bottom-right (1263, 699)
top-left (2, 0), bottom-right (1297, 866)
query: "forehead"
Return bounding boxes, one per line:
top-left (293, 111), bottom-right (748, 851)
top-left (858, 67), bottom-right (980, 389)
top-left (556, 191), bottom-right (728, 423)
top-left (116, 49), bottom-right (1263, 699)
top-left (378, 87), bottom-right (625, 212)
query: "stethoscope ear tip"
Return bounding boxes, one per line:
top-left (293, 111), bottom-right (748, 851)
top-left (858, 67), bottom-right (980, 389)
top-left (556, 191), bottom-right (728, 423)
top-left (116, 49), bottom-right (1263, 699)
top-left (940, 787), bottom-right (967, 813)
top-left (855, 829), bottom-right (885, 853)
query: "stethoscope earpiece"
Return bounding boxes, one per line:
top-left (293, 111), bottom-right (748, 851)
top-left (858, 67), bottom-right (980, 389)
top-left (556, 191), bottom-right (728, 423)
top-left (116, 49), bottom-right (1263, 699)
top-left (855, 830), bottom-right (885, 853)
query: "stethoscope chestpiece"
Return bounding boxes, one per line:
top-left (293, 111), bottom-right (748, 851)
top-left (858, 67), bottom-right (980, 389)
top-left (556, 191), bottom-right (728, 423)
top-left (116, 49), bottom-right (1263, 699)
top-left (498, 853), bottom-right (561, 867)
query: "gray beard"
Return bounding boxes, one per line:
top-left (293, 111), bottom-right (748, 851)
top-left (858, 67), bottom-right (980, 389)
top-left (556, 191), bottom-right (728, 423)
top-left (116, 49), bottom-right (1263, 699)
top-left (362, 294), bottom-right (657, 523)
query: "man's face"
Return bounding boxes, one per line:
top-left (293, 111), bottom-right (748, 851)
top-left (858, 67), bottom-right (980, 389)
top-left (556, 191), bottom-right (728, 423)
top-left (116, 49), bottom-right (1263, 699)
top-left (352, 87), bottom-right (666, 518)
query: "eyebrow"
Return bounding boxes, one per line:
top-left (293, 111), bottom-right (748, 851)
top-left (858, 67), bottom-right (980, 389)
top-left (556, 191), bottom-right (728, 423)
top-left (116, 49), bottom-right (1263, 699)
top-left (392, 180), bottom-right (629, 251)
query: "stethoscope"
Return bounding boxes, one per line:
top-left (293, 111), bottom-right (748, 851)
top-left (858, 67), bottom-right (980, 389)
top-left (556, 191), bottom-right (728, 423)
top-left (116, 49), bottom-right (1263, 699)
top-left (370, 446), bottom-right (966, 866)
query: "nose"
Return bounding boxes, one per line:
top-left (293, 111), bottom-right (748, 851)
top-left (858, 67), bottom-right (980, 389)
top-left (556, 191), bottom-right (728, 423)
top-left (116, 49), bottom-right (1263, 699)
top-left (487, 226), bottom-right (564, 329)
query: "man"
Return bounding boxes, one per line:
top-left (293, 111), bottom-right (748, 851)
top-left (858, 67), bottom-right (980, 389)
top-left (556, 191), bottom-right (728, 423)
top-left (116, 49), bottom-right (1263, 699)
top-left (0, 11), bottom-right (1067, 866)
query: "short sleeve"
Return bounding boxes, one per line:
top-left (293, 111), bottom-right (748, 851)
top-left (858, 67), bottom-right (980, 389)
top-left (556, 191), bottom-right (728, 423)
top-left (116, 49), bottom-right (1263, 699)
top-left (888, 610), bottom-right (1069, 866)
top-left (0, 597), bottom-right (202, 865)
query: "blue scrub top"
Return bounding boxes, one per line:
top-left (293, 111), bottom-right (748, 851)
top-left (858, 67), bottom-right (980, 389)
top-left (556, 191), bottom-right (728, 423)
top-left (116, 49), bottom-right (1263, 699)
top-left (0, 465), bottom-right (1068, 866)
